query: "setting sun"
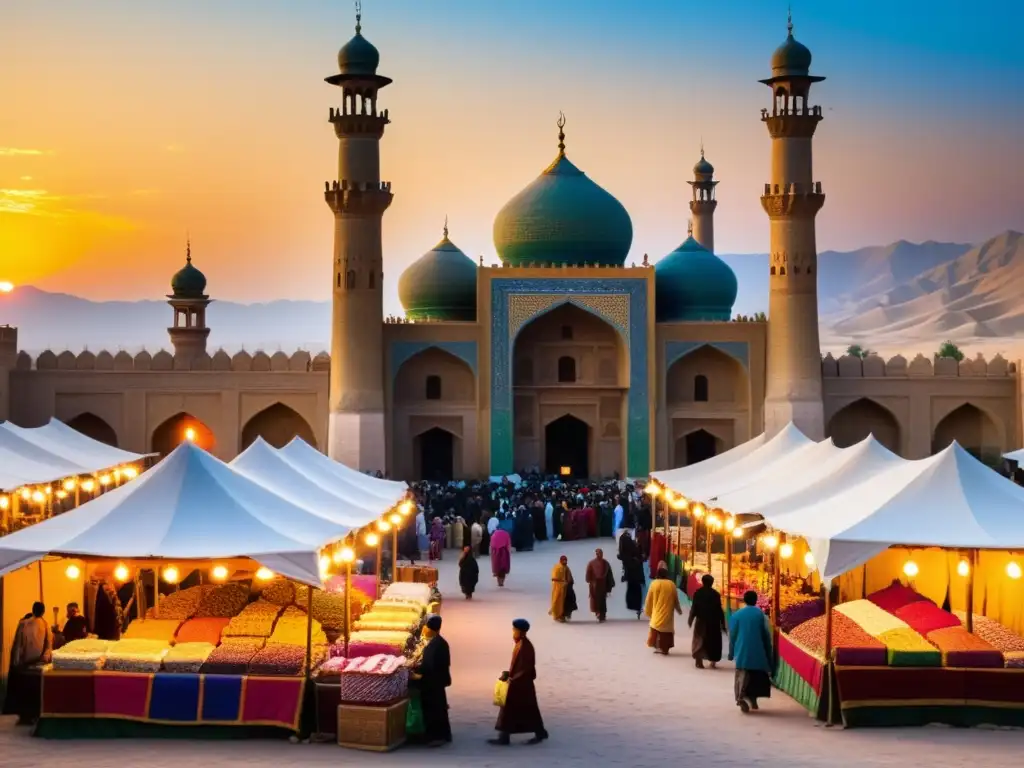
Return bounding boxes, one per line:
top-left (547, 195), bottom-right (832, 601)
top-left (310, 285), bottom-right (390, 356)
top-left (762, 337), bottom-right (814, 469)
top-left (0, 282), bottom-right (14, 293)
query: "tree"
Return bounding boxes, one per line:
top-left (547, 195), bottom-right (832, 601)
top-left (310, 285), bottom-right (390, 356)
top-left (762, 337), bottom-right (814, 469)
top-left (846, 344), bottom-right (872, 359)
top-left (937, 340), bottom-right (965, 362)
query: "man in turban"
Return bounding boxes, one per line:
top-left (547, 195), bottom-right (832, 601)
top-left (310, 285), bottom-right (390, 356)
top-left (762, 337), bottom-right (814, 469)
top-left (490, 618), bottom-right (548, 746)
top-left (411, 614), bottom-right (452, 746)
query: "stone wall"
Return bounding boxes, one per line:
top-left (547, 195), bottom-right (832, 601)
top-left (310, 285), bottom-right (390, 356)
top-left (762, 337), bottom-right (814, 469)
top-left (823, 352), bottom-right (1014, 378)
top-left (16, 348), bottom-right (332, 373)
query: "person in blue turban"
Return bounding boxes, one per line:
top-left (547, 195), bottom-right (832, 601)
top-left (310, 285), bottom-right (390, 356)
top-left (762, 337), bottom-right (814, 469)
top-left (489, 618), bottom-right (547, 746)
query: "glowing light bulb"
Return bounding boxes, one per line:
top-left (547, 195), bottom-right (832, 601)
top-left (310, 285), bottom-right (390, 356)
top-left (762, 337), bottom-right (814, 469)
top-left (957, 559), bottom-right (970, 577)
top-left (162, 566), bottom-right (180, 584)
top-left (663, 491), bottom-right (675, 505)
top-left (63, 479), bottom-right (76, 491)
top-left (693, 504), bottom-right (705, 519)
top-left (31, 490), bottom-right (44, 503)
top-left (184, 427), bottom-right (196, 442)
top-left (81, 479), bottom-right (95, 493)
top-left (114, 564), bottom-right (130, 582)
top-left (725, 517), bottom-right (735, 531)
top-left (399, 500), bottom-right (413, 516)
top-left (365, 532), bottom-right (380, 547)
top-left (804, 552), bottom-right (815, 568)
top-left (256, 567), bottom-right (274, 581)
top-left (56, 490), bottom-right (67, 500)
top-left (211, 565), bottom-right (229, 581)
top-left (122, 467), bottom-right (138, 479)
top-left (0, 496), bottom-right (8, 510)
top-left (1007, 562), bottom-right (1022, 580)
top-left (339, 547), bottom-right (356, 564)
top-left (644, 482), bottom-right (661, 497)
top-left (389, 513), bottom-right (401, 525)
top-left (762, 535), bottom-right (778, 551)
top-left (99, 474), bottom-right (111, 486)
top-left (377, 519), bottom-right (391, 533)
top-left (332, 549), bottom-right (346, 564)
top-left (672, 497), bottom-right (688, 510)
top-left (44, 486), bottom-right (52, 496)
top-left (732, 527), bottom-right (744, 539)
top-left (19, 488), bottom-right (30, 500)
top-left (779, 542), bottom-right (794, 560)
top-left (65, 564), bottom-right (81, 580)
top-left (0, 281), bottom-right (14, 293)
top-left (902, 560), bottom-right (919, 578)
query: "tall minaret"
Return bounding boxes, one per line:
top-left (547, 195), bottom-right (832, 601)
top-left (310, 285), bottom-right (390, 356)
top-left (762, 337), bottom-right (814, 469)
top-left (687, 142), bottom-right (718, 252)
top-left (759, 12), bottom-right (826, 440)
top-left (167, 239), bottom-right (211, 362)
top-left (324, 3), bottom-right (393, 471)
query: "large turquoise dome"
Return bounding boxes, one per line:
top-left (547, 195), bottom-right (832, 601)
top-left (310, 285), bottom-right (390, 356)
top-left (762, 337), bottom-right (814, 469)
top-left (493, 125), bottom-right (632, 267)
top-left (655, 235), bottom-right (737, 322)
top-left (337, 18), bottom-right (380, 76)
top-left (170, 244), bottom-right (207, 299)
top-left (398, 226), bottom-right (477, 321)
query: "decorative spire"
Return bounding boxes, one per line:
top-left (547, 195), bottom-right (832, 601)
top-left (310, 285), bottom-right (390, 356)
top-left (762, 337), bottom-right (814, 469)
top-left (787, 4), bottom-right (793, 36)
top-left (443, 215), bottom-right (449, 239)
top-left (186, 234), bottom-right (192, 264)
top-left (556, 112), bottom-right (566, 156)
top-left (700, 137), bottom-right (705, 158)
top-left (479, 254), bottom-right (484, 267)
top-left (355, 0), bottom-right (362, 34)
top-left (687, 219), bottom-right (694, 237)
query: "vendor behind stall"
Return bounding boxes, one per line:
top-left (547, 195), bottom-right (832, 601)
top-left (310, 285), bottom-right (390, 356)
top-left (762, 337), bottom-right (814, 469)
top-left (3, 601), bottom-right (51, 724)
top-left (411, 614), bottom-right (452, 746)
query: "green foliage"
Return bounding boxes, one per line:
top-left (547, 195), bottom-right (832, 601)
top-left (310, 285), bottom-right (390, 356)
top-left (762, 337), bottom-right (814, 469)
top-left (733, 312), bottom-right (767, 323)
top-left (845, 344), bottom-right (873, 359)
top-left (937, 340), bottom-right (965, 362)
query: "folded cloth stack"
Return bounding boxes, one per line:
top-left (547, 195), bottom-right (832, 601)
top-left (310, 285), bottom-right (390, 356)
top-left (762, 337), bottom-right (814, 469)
top-left (103, 639), bottom-right (170, 673)
top-left (222, 600), bottom-right (284, 639)
top-left (200, 639), bottom-right (264, 675)
top-left (924, 626), bottom-right (1004, 668)
top-left (269, 605), bottom-right (327, 646)
top-left (163, 642), bottom-right (217, 673)
top-left (175, 617), bottom-right (231, 646)
top-left (123, 619), bottom-right (182, 644)
top-left (348, 630), bottom-right (412, 653)
top-left (353, 614), bottom-right (419, 633)
top-left (368, 602), bottom-right (424, 620)
top-left (196, 583), bottom-right (251, 618)
top-left (248, 642), bottom-right (327, 676)
top-left (335, 654), bottom-right (410, 703)
top-left (787, 611), bottom-right (887, 666)
top-left (52, 639), bottom-right (113, 670)
top-left (146, 585), bottom-right (208, 621)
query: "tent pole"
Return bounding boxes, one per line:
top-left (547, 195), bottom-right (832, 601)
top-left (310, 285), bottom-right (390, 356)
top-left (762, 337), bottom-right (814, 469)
top-left (304, 581), bottom-right (313, 681)
top-left (37, 561), bottom-right (44, 603)
top-left (966, 549), bottom-right (976, 633)
top-left (725, 533), bottom-right (733, 619)
top-left (393, 524), bottom-right (399, 580)
top-left (375, 537), bottom-right (383, 599)
top-left (824, 581), bottom-right (834, 658)
top-left (344, 560), bottom-right (352, 658)
top-left (772, 537), bottom-right (782, 629)
top-left (154, 569), bottom-right (160, 619)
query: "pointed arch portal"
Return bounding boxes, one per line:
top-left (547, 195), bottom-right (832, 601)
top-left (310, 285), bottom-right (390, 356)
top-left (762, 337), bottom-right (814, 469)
top-left (545, 415), bottom-right (590, 478)
top-left (415, 427), bottom-right (455, 481)
top-left (65, 412), bottom-right (119, 447)
top-left (152, 412), bottom-right (215, 457)
top-left (241, 403), bottom-right (317, 450)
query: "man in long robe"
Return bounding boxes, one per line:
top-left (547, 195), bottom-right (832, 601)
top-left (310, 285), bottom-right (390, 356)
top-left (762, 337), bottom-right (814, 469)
top-left (3, 601), bottom-right (50, 724)
top-left (548, 556), bottom-right (574, 622)
top-left (490, 618), bottom-right (548, 746)
top-left (544, 498), bottom-right (555, 540)
top-left (584, 549), bottom-right (613, 622)
top-left (729, 590), bottom-right (774, 713)
top-left (618, 532), bottom-right (645, 618)
top-left (412, 614), bottom-right (452, 745)
top-left (645, 565), bottom-right (683, 654)
top-left (689, 573), bottom-right (726, 668)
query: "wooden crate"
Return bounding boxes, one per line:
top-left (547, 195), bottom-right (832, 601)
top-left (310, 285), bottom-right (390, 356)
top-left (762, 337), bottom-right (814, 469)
top-left (337, 698), bottom-right (409, 752)
top-left (396, 565), bottom-right (438, 586)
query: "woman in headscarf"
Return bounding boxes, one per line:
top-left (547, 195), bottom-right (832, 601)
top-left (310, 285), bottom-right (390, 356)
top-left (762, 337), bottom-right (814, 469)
top-left (490, 528), bottom-right (512, 587)
top-left (618, 531), bottom-right (645, 619)
top-left (689, 573), bottom-right (726, 668)
top-left (548, 555), bottom-right (575, 623)
top-left (513, 507), bottom-right (534, 552)
top-left (429, 517), bottom-right (445, 561)
top-left (458, 546), bottom-right (480, 599)
top-left (470, 518), bottom-right (483, 557)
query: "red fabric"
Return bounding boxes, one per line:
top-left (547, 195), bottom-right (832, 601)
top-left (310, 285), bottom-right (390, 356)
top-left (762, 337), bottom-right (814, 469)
top-left (583, 508), bottom-right (597, 537)
top-left (778, 634), bottom-right (825, 694)
top-left (867, 580), bottom-right (928, 613)
top-left (41, 671), bottom-right (96, 716)
top-left (95, 672), bottom-right (150, 718)
top-left (648, 533), bottom-right (667, 578)
top-left (836, 666), bottom-right (967, 704)
top-left (964, 668), bottom-right (1024, 703)
top-left (241, 677), bottom-right (304, 728)
top-left (686, 570), bottom-right (703, 599)
top-left (894, 601), bottom-right (960, 636)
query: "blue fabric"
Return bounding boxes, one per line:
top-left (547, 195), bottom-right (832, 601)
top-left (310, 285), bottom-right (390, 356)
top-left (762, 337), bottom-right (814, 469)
top-left (201, 674), bottom-right (243, 722)
top-left (149, 673), bottom-right (200, 722)
top-left (499, 519), bottom-right (515, 534)
top-left (613, 505), bottom-right (624, 532)
top-left (545, 503), bottom-right (554, 540)
top-left (728, 605), bottom-right (773, 673)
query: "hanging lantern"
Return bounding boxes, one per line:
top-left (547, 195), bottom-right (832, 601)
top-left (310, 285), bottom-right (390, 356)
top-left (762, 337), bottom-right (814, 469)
top-left (162, 566), bottom-right (180, 584)
top-left (399, 500), bottom-right (413, 516)
top-left (339, 547), bottom-right (356, 563)
top-left (957, 559), bottom-right (970, 577)
top-left (902, 560), bottom-right (919, 578)
top-left (762, 534), bottom-right (778, 551)
top-left (365, 532), bottom-right (380, 547)
top-left (65, 564), bottom-right (81, 580)
top-left (114, 563), bottom-right (131, 582)
top-left (62, 479), bottom-right (76, 492)
top-left (644, 482), bottom-right (660, 497)
top-left (779, 542), bottom-right (794, 560)
top-left (1007, 562), bottom-right (1022, 580)
top-left (0, 496), bottom-right (8, 510)
top-left (255, 567), bottom-right (274, 581)
top-left (377, 519), bottom-right (391, 533)
top-left (122, 467), bottom-right (139, 479)
top-left (211, 565), bottom-right (229, 581)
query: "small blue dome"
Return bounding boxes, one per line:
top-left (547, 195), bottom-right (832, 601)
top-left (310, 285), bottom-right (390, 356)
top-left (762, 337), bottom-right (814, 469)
top-left (337, 22), bottom-right (380, 76)
top-left (771, 20), bottom-right (813, 77)
top-left (655, 236), bottom-right (737, 322)
top-left (170, 244), bottom-right (207, 299)
top-left (398, 227), bottom-right (477, 321)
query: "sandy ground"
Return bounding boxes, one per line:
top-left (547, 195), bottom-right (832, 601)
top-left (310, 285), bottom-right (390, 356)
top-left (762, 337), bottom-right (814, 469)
top-left (4, 538), bottom-right (1024, 767)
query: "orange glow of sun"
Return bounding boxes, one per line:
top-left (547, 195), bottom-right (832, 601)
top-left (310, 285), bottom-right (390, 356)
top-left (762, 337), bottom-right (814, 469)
top-left (0, 282), bottom-right (14, 293)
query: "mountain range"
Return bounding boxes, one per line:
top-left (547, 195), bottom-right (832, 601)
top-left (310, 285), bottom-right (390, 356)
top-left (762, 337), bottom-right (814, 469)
top-left (1, 232), bottom-right (1020, 357)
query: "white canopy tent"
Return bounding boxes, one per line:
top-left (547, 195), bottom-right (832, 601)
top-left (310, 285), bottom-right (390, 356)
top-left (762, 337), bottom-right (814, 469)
top-left (231, 438), bottom-right (394, 527)
top-left (1002, 447), bottom-right (1024, 464)
top-left (279, 438), bottom-right (407, 507)
top-left (653, 423), bottom-right (812, 502)
top-left (3, 418), bottom-right (152, 471)
top-left (725, 435), bottom-right (903, 520)
top-left (0, 441), bottom-right (353, 585)
top-left (0, 426), bottom-right (92, 490)
top-left (757, 442), bottom-right (1024, 581)
top-left (650, 430), bottom-right (767, 490)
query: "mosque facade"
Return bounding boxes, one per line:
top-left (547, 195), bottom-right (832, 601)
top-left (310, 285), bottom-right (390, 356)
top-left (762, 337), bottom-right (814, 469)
top-left (0, 15), bottom-right (1020, 479)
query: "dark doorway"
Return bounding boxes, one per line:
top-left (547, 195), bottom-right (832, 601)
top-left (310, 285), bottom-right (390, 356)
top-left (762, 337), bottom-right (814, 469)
top-left (66, 412), bottom-right (119, 447)
top-left (685, 429), bottom-right (718, 465)
top-left (418, 428), bottom-right (454, 481)
top-left (545, 415), bottom-right (589, 478)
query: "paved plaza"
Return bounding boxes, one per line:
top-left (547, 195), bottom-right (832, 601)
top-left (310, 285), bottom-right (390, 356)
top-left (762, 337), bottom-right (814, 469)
top-left (4, 538), bottom-right (1024, 767)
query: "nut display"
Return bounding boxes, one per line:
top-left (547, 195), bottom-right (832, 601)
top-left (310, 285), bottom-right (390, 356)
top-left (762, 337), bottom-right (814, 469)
top-left (269, 605), bottom-right (327, 646)
top-left (200, 641), bottom-right (262, 675)
top-left (778, 599), bottom-right (825, 635)
top-left (52, 639), bottom-right (113, 670)
top-left (103, 639), bottom-right (170, 673)
top-left (163, 642), bottom-right (217, 673)
top-left (954, 612), bottom-right (1024, 653)
top-left (222, 600), bottom-right (284, 638)
top-left (787, 611), bottom-right (886, 666)
top-left (147, 585), bottom-right (207, 621)
top-left (195, 583), bottom-right (250, 618)
top-left (259, 579), bottom-right (296, 606)
top-left (247, 642), bottom-right (326, 676)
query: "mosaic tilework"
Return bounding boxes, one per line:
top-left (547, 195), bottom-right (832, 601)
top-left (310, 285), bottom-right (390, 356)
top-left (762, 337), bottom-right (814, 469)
top-left (491, 278), bottom-right (649, 477)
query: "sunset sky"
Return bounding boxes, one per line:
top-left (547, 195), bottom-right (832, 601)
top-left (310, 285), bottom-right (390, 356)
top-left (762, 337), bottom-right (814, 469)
top-left (1, 0), bottom-right (1022, 317)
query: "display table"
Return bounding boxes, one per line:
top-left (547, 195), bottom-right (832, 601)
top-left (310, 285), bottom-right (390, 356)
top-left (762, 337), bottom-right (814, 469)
top-left (773, 635), bottom-right (828, 720)
top-left (395, 565), bottom-right (437, 586)
top-left (37, 669), bottom-right (306, 736)
top-left (337, 698), bottom-right (409, 752)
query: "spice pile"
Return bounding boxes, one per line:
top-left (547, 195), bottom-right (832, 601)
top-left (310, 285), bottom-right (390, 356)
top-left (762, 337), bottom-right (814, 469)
top-left (123, 619), bottom-right (182, 644)
top-left (269, 605), bottom-right (327, 646)
top-left (222, 600), bottom-right (284, 639)
top-left (877, 628), bottom-right (941, 667)
top-left (924, 626), bottom-right (1003, 668)
top-left (778, 599), bottom-right (824, 634)
top-left (146, 586), bottom-right (208, 621)
top-left (259, 579), bottom-right (295, 606)
top-left (893, 601), bottom-right (960, 636)
top-left (175, 617), bottom-right (231, 646)
top-left (52, 639), bottom-right (112, 670)
top-left (196, 583), bottom-right (250, 618)
top-left (866, 580), bottom-right (928, 613)
top-left (954, 612), bottom-right (1024, 655)
top-left (248, 643), bottom-right (326, 676)
top-left (163, 642), bottom-right (217, 673)
top-left (200, 639), bottom-right (263, 675)
top-left (787, 611), bottom-right (886, 665)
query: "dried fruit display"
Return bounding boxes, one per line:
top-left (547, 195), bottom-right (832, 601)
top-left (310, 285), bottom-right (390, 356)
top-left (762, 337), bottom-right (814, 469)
top-left (778, 599), bottom-right (825, 634)
top-left (248, 642), bottom-right (326, 676)
top-left (835, 599), bottom-right (909, 637)
top-left (269, 605), bottom-right (327, 646)
top-left (893, 601), bottom-right (960, 636)
top-left (174, 617), bottom-right (231, 646)
top-left (200, 641), bottom-right (261, 675)
top-left (866, 580), bottom-right (928, 614)
top-left (163, 642), bottom-right (217, 673)
top-left (787, 611), bottom-right (886, 666)
top-left (123, 619), bottom-right (182, 644)
top-left (348, 630), bottom-right (413, 653)
top-left (335, 654), bottom-right (410, 703)
top-left (195, 583), bottom-right (251, 618)
top-left (52, 639), bottom-right (113, 670)
top-left (382, 583), bottom-right (432, 604)
top-left (258, 579), bottom-right (295, 607)
top-left (104, 639), bottom-right (170, 672)
top-left (147, 586), bottom-right (208, 621)
top-left (311, 590), bottom-right (348, 631)
top-left (953, 612), bottom-right (1024, 653)
top-left (353, 615), bottom-right (419, 633)
top-left (925, 626), bottom-right (1004, 668)
top-left (877, 627), bottom-right (941, 667)
top-left (222, 600), bottom-right (284, 638)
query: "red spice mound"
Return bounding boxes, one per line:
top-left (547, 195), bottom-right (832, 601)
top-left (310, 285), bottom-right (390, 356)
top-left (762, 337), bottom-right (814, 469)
top-left (866, 580), bottom-right (928, 614)
top-left (893, 601), bottom-right (959, 636)
top-left (789, 611), bottom-right (886, 665)
top-left (175, 617), bottom-right (231, 646)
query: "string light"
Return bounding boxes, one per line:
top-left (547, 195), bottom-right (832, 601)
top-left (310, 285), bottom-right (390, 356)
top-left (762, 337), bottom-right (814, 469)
top-left (663, 490), bottom-right (675, 505)
top-left (339, 547), bottom-right (356, 564)
top-left (762, 534), bottom-right (778, 551)
top-left (389, 512), bottom-right (401, 526)
top-left (365, 532), bottom-right (380, 547)
top-left (779, 542), bottom-right (794, 560)
top-left (65, 564), bottom-right (81, 580)
top-left (804, 552), bottom-right (815, 568)
top-left (644, 482), bottom-right (661, 497)
top-left (113, 469), bottom-right (122, 481)
top-left (99, 474), bottom-right (112, 487)
top-left (0, 496), bottom-right (8, 510)
top-left (122, 467), bottom-right (138, 479)
top-left (56, 490), bottom-right (67, 500)
top-left (672, 496), bottom-right (688, 510)
top-left (318, 555), bottom-right (331, 576)
top-left (732, 527), bottom-right (744, 539)
top-left (184, 427), bottom-right (196, 442)
top-left (161, 566), bottom-right (180, 584)
top-left (81, 479), bottom-right (95, 493)
top-left (377, 519), bottom-right (391, 533)
top-left (692, 504), bottom-right (705, 519)
top-left (957, 559), bottom-right (970, 577)
top-left (332, 549), bottom-right (346, 564)
top-left (114, 564), bottom-right (130, 582)
top-left (211, 565), bottom-right (229, 581)
top-left (19, 488), bottom-right (30, 500)
top-left (725, 517), bottom-right (736, 531)
top-left (399, 500), bottom-right (413, 516)
top-left (31, 490), bottom-right (44, 503)
top-left (902, 560), bottom-right (919, 578)
top-left (44, 486), bottom-right (52, 496)
top-left (63, 479), bottom-right (76, 491)
top-left (1007, 562), bottom-right (1022, 580)
top-left (255, 567), bottom-right (274, 581)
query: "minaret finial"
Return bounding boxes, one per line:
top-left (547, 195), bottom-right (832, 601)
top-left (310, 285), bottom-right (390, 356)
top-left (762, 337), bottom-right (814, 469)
top-left (787, 4), bottom-right (793, 36)
top-left (700, 136), bottom-right (704, 158)
top-left (687, 219), bottom-right (694, 237)
top-left (443, 215), bottom-right (449, 239)
top-left (557, 112), bottom-right (566, 156)
top-left (355, 0), bottom-right (362, 34)
top-left (186, 233), bottom-right (191, 264)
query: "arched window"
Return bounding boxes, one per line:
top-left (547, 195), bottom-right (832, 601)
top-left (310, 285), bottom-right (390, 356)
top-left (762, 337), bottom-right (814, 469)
top-left (694, 374), bottom-right (709, 402)
top-left (557, 356), bottom-right (576, 383)
top-left (425, 375), bottom-right (442, 400)
top-left (561, 325), bottom-right (573, 340)
top-left (346, 270), bottom-right (356, 289)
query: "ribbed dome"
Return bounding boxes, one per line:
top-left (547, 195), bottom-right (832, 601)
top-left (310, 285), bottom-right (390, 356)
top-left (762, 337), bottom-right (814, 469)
top-left (337, 19), bottom-right (380, 76)
top-left (493, 122), bottom-right (632, 267)
top-left (655, 235), bottom-right (737, 322)
top-left (770, 21), bottom-right (813, 77)
top-left (398, 226), bottom-right (478, 321)
top-left (170, 245), bottom-right (207, 299)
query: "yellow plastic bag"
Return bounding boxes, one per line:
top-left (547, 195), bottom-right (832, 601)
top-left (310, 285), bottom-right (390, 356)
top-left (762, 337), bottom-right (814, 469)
top-left (493, 678), bottom-right (509, 707)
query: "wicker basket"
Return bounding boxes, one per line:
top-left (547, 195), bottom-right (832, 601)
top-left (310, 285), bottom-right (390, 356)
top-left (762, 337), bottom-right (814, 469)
top-left (337, 699), bottom-right (409, 752)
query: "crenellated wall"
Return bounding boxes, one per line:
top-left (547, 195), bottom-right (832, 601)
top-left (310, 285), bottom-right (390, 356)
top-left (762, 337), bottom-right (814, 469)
top-left (16, 348), bottom-right (332, 373)
top-left (822, 352), bottom-right (1015, 379)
